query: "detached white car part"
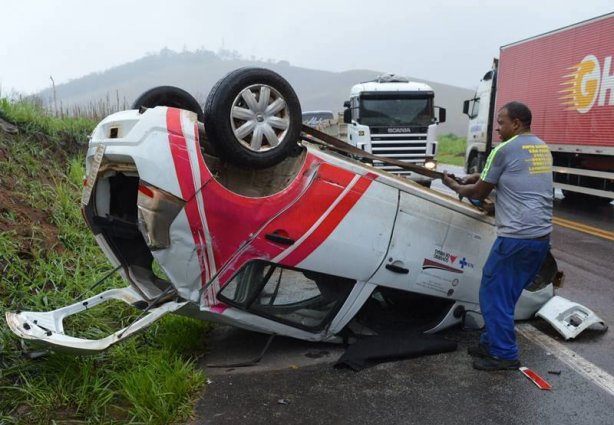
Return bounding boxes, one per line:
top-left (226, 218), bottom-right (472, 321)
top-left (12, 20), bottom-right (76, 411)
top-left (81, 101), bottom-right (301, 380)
top-left (536, 296), bottom-right (607, 340)
top-left (5, 69), bottom-right (605, 353)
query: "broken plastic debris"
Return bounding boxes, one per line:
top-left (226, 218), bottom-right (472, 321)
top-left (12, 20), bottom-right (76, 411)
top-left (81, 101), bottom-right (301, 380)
top-left (536, 296), bottom-right (607, 340)
top-left (519, 366), bottom-right (552, 390)
top-left (277, 399), bottom-right (290, 405)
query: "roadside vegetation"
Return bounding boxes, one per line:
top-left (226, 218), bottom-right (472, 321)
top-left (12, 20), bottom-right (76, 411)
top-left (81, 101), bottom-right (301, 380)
top-left (0, 99), bottom-right (210, 424)
top-left (436, 133), bottom-right (466, 167)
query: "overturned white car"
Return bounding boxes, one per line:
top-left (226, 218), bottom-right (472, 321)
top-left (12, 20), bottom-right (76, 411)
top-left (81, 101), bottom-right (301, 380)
top-left (6, 68), bottom-right (605, 353)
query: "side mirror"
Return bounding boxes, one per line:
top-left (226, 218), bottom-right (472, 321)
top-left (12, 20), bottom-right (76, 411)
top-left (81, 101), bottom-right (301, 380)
top-left (343, 108), bottom-right (351, 124)
top-left (343, 100), bottom-right (350, 108)
top-left (436, 107), bottom-right (446, 123)
top-left (463, 100), bottom-right (470, 115)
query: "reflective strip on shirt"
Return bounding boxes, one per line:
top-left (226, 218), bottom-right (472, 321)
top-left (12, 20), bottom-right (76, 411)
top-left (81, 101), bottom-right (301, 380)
top-left (480, 135), bottom-right (517, 181)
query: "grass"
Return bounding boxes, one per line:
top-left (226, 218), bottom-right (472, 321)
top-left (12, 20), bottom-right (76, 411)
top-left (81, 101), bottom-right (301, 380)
top-left (0, 97), bottom-right (95, 142)
top-left (0, 99), bottom-right (210, 424)
top-left (436, 133), bottom-right (467, 167)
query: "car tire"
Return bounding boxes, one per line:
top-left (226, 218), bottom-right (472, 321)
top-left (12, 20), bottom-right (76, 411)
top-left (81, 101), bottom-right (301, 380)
top-left (204, 67), bottom-right (302, 169)
top-left (525, 250), bottom-right (557, 291)
top-left (132, 86), bottom-right (204, 122)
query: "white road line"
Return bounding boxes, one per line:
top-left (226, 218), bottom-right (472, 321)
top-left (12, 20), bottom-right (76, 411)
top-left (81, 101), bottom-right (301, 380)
top-left (517, 323), bottom-right (614, 396)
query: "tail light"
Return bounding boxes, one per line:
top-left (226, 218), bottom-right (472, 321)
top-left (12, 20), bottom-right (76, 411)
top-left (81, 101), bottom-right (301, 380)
top-left (137, 181), bottom-right (185, 250)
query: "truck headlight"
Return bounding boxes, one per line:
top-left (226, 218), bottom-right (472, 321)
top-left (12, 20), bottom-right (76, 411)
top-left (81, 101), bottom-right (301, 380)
top-left (424, 159), bottom-right (437, 170)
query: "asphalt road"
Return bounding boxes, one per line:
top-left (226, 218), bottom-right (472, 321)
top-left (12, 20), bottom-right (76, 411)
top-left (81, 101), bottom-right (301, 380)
top-left (192, 172), bottom-right (614, 425)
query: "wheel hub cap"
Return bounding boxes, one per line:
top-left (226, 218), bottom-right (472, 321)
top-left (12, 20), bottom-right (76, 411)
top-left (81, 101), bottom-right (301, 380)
top-left (230, 84), bottom-right (290, 152)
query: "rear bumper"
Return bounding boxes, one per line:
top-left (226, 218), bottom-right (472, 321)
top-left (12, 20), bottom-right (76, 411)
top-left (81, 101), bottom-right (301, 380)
top-left (6, 286), bottom-right (188, 354)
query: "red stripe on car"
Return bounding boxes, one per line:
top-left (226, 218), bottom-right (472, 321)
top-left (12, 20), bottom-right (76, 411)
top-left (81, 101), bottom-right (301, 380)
top-left (279, 175), bottom-right (373, 267)
top-left (166, 108), bottom-right (211, 293)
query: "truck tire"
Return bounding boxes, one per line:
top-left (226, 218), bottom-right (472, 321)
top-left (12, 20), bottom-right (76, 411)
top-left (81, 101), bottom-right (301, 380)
top-left (468, 154), bottom-right (484, 174)
top-left (132, 86), bottom-right (204, 122)
top-left (204, 68), bottom-right (302, 169)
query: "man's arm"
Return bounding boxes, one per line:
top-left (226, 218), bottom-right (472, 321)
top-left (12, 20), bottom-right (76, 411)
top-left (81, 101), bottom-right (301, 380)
top-left (442, 172), bottom-right (495, 200)
top-left (461, 173), bottom-right (481, 185)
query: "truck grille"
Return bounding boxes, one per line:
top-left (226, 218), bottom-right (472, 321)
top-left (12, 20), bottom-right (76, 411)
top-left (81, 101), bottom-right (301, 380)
top-left (369, 134), bottom-right (430, 175)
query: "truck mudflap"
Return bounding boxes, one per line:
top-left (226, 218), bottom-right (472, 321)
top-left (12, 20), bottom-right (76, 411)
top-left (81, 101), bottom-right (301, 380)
top-left (535, 295), bottom-right (607, 340)
top-left (5, 286), bottom-right (188, 354)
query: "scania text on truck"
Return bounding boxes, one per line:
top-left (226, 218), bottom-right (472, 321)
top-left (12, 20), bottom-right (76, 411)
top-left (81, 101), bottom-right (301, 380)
top-left (343, 74), bottom-right (446, 186)
top-left (463, 13), bottom-right (614, 203)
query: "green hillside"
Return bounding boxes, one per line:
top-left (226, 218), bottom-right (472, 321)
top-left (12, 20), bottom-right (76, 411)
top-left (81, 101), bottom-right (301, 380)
top-left (35, 48), bottom-right (473, 136)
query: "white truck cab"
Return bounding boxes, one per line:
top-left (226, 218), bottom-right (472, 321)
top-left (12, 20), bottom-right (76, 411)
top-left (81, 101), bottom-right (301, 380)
top-left (343, 74), bottom-right (446, 185)
top-left (463, 59), bottom-right (498, 174)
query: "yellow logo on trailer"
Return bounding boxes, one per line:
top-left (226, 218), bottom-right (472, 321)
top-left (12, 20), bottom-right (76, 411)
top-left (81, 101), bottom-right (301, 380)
top-left (560, 54), bottom-right (614, 113)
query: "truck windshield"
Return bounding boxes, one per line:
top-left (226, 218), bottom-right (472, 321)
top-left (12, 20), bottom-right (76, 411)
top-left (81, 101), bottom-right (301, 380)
top-left (359, 96), bottom-right (433, 127)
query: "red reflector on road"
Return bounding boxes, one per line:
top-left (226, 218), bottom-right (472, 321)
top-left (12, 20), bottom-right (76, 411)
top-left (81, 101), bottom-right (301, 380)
top-left (519, 366), bottom-right (552, 390)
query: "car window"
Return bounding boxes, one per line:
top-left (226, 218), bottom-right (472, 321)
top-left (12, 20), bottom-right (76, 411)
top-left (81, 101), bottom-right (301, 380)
top-left (218, 260), bottom-right (355, 330)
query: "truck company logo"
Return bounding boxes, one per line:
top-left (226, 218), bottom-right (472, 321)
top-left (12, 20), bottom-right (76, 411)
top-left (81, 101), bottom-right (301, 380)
top-left (387, 127), bottom-right (411, 133)
top-left (560, 54), bottom-right (614, 113)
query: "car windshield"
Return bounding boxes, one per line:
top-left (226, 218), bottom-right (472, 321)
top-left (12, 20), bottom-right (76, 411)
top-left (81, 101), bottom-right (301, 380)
top-left (359, 96), bottom-right (432, 127)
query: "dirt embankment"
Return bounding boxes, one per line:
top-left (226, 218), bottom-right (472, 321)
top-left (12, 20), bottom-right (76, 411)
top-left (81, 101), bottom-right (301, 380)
top-left (0, 120), bottom-right (86, 254)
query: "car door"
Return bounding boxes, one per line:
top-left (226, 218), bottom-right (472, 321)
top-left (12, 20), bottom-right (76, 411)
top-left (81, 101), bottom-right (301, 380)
top-left (368, 191), bottom-right (495, 304)
top-left (211, 164), bottom-right (399, 335)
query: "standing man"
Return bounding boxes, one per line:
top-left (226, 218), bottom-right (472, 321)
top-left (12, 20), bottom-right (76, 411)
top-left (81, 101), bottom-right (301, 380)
top-left (442, 101), bottom-right (553, 371)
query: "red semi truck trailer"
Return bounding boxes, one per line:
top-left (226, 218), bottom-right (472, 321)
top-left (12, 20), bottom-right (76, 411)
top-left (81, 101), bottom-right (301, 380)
top-left (463, 12), bottom-right (614, 203)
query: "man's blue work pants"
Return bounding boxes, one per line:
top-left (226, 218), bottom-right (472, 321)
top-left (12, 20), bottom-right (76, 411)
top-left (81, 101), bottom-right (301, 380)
top-left (479, 236), bottom-right (550, 360)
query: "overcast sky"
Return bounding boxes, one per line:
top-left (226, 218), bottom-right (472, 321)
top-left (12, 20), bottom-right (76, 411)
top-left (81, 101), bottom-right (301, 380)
top-left (1, 0), bottom-right (612, 95)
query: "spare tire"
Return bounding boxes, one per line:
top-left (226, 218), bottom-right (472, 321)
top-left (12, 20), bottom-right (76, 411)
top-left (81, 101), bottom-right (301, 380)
top-left (204, 68), bottom-right (302, 169)
top-left (132, 86), bottom-right (204, 122)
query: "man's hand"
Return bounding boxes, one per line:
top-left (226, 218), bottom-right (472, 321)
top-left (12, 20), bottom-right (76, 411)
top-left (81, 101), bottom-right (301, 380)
top-left (442, 171), bottom-right (459, 192)
top-left (442, 171), bottom-right (495, 200)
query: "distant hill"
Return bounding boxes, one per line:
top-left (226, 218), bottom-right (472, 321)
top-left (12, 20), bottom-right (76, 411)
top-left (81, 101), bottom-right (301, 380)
top-left (37, 48), bottom-right (473, 136)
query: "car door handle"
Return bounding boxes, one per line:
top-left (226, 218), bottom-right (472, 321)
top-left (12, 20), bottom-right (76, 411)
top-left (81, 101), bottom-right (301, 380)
top-left (265, 232), bottom-right (295, 246)
top-left (386, 264), bottom-right (409, 274)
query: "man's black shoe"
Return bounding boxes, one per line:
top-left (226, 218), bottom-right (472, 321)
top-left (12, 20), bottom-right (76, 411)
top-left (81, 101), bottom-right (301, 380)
top-left (473, 355), bottom-right (521, 371)
top-left (467, 343), bottom-right (490, 358)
